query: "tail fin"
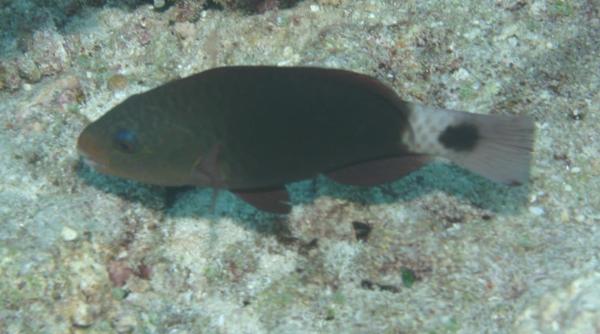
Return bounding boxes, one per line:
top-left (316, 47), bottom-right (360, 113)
top-left (407, 104), bottom-right (535, 185)
top-left (447, 112), bottom-right (534, 185)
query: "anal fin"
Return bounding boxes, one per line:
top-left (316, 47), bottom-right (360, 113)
top-left (326, 155), bottom-right (429, 187)
top-left (233, 187), bottom-right (291, 214)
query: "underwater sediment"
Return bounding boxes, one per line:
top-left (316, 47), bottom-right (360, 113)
top-left (0, 0), bottom-right (599, 333)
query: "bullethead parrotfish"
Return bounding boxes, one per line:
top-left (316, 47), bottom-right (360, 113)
top-left (77, 66), bottom-right (534, 214)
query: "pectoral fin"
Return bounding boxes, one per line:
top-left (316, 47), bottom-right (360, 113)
top-left (191, 143), bottom-right (224, 187)
top-left (233, 187), bottom-right (291, 214)
top-left (326, 155), bottom-right (429, 187)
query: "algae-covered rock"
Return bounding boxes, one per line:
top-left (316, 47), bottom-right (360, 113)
top-left (513, 272), bottom-right (600, 333)
top-left (317, 0), bottom-right (342, 5)
top-left (17, 56), bottom-right (42, 83)
top-left (214, 0), bottom-right (303, 12)
top-left (166, 0), bottom-right (301, 16)
top-left (107, 74), bottom-right (128, 91)
top-left (0, 60), bottom-right (22, 91)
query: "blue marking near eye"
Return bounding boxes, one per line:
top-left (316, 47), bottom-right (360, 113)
top-left (114, 129), bottom-right (138, 153)
top-left (116, 129), bottom-right (135, 142)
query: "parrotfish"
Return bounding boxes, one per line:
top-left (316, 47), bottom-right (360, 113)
top-left (77, 66), bottom-right (534, 214)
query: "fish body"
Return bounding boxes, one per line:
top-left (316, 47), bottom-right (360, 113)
top-left (78, 66), bottom-right (534, 213)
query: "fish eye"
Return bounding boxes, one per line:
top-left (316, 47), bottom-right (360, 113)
top-left (114, 129), bottom-right (138, 153)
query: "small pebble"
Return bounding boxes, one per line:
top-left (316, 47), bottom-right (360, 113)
top-left (560, 210), bottom-right (570, 223)
top-left (174, 22), bottom-right (195, 40)
top-left (61, 226), bottom-right (78, 241)
top-left (310, 4), bottom-right (320, 12)
top-left (113, 313), bottom-right (138, 333)
top-left (108, 261), bottom-right (134, 287)
top-left (72, 302), bottom-right (95, 328)
top-left (107, 74), bottom-right (128, 91)
top-left (153, 0), bottom-right (165, 9)
top-left (30, 121), bottom-right (43, 132)
top-left (529, 206), bottom-right (545, 216)
top-left (454, 68), bottom-right (470, 80)
top-left (18, 57), bottom-right (42, 83)
top-left (318, 0), bottom-right (342, 5)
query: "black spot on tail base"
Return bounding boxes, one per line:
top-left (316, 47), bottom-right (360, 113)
top-left (438, 123), bottom-right (480, 151)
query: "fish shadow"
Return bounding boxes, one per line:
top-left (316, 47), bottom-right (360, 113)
top-left (309, 162), bottom-right (530, 213)
top-left (77, 159), bottom-right (529, 236)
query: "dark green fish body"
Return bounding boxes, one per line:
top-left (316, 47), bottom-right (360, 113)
top-left (78, 66), bottom-right (534, 213)
top-left (196, 67), bottom-right (412, 189)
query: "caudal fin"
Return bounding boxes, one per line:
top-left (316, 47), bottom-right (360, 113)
top-left (407, 104), bottom-right (535, 185)
top-left (441, 112), bottom-right (534, 185)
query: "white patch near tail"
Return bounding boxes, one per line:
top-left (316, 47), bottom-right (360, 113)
top-left (405, 103), bottom-right (534, 185)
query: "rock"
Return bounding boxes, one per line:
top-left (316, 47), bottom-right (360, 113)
top-left (17, 56), bottom-right (42, 83)
top-left (528, 206), bottom-right (545, 216)
top-left (108, 261), bottom-right (134, 287)
top-left (113, 312), bottom-right (138, 333)
top-left (317, 0), bottom-right (342, 6)
top-left (107, 74), bottom-right (128, 91)
top-left (174, 22), bottom-right (195, 41)
top-left (61, 226), bottom-right (78, 241)
top-left (513, 272), bottom-right (600, 333)
top-left (72, 302), bottom-right (95, 328)
top-left (0, 60), bottom-right (22, 91)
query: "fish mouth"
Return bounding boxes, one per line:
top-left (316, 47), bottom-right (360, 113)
top-left (79, 152), bottom-right (107, 172)
top-left (77, 131), bottom-right (110, 173)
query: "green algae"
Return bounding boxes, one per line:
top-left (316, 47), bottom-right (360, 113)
top-left (254, 275), bottom-right (305, 326)
top-left (401, 267), bottom-right (417, 288)
top-left (551, 0), bottom-right (575, 17)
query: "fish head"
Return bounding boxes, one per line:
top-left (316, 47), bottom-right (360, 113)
top-left (77, 94), bottom-right (202, 186)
